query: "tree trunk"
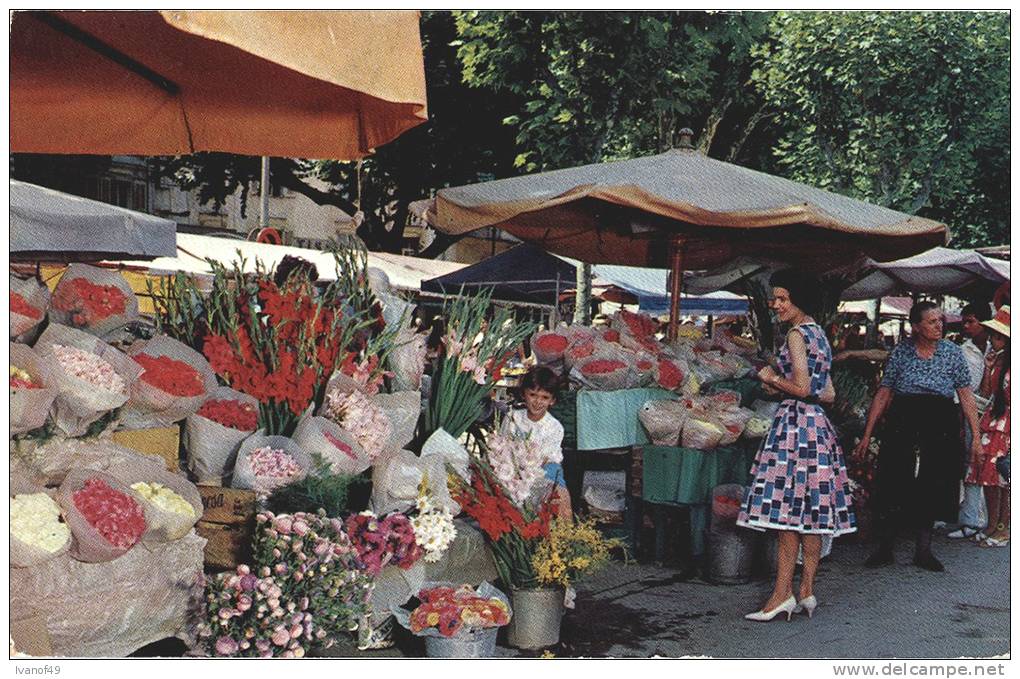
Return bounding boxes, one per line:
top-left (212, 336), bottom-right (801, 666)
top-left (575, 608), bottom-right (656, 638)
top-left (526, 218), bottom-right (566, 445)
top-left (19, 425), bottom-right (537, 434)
top-left (573, 262), bottom-right (592, 325)
top-left (699, 95), bottom-right (733, 154)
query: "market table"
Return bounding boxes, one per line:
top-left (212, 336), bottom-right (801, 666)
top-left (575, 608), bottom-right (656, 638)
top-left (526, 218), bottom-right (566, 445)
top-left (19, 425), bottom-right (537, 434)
top-left (640, 441), bottom-right (758, 559)
top-left (574, 387), bottom-right (673, 450)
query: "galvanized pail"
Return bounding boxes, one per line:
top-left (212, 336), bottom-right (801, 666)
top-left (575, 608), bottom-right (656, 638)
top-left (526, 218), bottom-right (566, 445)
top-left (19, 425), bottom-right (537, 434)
top-left (424, 627), bottom-right (499, 658)
top-left (506, 587), bottom-right (564, 650)
top-left (705, 529), bottom-right (756, 585)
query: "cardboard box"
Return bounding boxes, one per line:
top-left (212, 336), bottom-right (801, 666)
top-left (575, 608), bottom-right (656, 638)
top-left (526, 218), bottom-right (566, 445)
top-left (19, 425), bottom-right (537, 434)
top-left (10, 615), bottom-right (54, 657)
top-left (112, 425), bottom-right (181, 472)
top-left (196, 521), bottom-right (253, 571)
top-left (197, 486), bottom-right (257, 525)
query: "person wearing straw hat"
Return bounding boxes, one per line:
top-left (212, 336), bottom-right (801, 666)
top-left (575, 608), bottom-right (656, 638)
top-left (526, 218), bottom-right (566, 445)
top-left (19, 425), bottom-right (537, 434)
top-left (966, 305), bottom-right (1010, 548)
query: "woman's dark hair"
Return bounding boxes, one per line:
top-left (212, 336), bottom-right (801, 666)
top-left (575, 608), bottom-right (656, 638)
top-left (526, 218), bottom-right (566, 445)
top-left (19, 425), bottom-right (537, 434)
top-left (519, 366), bottom-right (561, 398)
top-left (274, 255), bottom-right (318, 287)
top-left (908, 300), bottom-right (940, 325)
top-left (992, 334), bottom-right (1010, 420)
top-left (769, 269), bottom-right (821, 316)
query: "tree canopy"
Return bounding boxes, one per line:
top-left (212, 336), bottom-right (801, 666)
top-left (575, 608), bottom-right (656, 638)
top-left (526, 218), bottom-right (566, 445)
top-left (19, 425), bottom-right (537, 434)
top-left (11, 11), bottom-right (1009, 251)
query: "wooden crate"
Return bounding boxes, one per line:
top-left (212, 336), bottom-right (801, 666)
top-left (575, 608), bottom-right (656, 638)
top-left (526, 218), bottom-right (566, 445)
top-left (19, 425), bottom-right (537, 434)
top-left (111, 425), bottom-right (181, 472)
top-left (197, 486), bottom-right (257, 525)
top-left (195, 521), bottom-right (253, 571)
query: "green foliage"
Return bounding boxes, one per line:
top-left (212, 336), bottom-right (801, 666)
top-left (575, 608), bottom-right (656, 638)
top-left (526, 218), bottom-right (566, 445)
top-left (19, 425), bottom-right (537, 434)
top-left (454, 11), bottom-right (774, 170)
top-left (265, 463), bottom-right (372, 518)
top-left (752, 11), bottom-right (1009, 247)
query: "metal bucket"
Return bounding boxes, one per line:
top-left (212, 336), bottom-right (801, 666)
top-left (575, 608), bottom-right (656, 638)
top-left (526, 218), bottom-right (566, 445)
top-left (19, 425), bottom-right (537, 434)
top-left (506, 587), bottom-right (564, 650)
top-left (424, 627), bottom-right (499, 658)
top-left (705, 529), bottom-right (756, 585)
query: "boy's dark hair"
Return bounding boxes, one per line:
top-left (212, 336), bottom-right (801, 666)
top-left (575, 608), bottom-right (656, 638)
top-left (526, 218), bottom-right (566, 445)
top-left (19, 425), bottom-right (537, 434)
top-left (769, 269), bottom-right (821, 317)
top-left (961, 302), bottom-right (992, 322)
top-left (519, 366), bottom-right (561, 397)
top-left (274, 255), bottom-right (318, 287)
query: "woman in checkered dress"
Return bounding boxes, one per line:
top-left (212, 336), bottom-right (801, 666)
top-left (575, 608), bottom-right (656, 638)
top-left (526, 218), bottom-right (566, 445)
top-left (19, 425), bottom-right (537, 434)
top-left (737, 270), bottom-right (856, 622)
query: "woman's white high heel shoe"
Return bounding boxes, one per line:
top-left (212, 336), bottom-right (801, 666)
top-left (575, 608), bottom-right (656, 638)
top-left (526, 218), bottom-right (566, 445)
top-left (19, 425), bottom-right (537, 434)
top-left (744, 595), bottom-right (797, 622)
top-left (794, 595), bottom-right (818, 618)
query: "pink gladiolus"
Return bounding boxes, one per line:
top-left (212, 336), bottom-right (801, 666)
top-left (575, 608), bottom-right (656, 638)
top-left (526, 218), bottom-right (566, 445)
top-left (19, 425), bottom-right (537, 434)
top-left (215, 636), bottom-right (239, 656)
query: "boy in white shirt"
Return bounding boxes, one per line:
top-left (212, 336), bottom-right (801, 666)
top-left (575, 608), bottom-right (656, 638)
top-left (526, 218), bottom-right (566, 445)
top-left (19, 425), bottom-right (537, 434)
top-left (501, 366), bottom-right (573, 520)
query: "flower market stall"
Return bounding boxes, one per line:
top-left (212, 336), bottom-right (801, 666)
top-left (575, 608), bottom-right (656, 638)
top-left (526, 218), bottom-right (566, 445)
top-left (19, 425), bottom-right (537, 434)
top-left (524, 308), bottom-right (772, 563)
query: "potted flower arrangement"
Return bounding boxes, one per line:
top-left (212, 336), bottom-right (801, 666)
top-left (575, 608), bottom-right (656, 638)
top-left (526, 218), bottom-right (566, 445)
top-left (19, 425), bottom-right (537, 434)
top-left (393, 582), bottom-right (511, 658)
top-left (449, 457), bottom-right (562, 649)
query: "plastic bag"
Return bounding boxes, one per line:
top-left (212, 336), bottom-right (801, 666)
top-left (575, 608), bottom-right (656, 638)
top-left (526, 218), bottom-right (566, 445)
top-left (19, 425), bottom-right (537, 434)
top-left (10, 273), bottom-right (50, 340)
top-left (421, 428), bottom-right (470, 481)
top-left (638, 399), bottom-right (688, 446)
top-left (629, 352), bottom-right (657, 387)
top-left (9, 341), bottom-right (59, 435)
top-left (371, 448), bottom-right (455, 516)
top-left (184, 386), bottom-right (260, 484)
top-left (10, 490), bottom-right (72, 568)
top-left (681, 419), bottom-right (725, 450)
top-left (232, 434), bottom-right (312, 495)
top-left (49, 263), bottom-right (139, 337)
top-left (653, 356), bottom-right (689, 392)
top-left (122, 334), bottom-right (218, 429)
top-left (388, 327), bottom-right (428, 392)
top-left (571, 350), bottom-right (640, 391)
top-left (715, 407), bottom-right (754, 446)
top-left (531, 330), bottom-right (571, 371)
top-left (373, 390), bottom-right (421, 452)
top-left (58, 468), bottom-right (146, 563)
top-left (710, 483), bottom-right (746, 532)
top-left (35, 323), bottom-right (143, 437)
top-left (719, 353), bottom-right (753, 379)
top-left (112, 459), bottom-right (203, 542)
top-left (291, 414), bottom-right (371, 475)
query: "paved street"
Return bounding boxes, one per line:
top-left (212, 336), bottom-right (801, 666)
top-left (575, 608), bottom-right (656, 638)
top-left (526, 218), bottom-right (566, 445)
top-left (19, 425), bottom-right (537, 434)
top-left (539, 534), bottom-right (1010, 658)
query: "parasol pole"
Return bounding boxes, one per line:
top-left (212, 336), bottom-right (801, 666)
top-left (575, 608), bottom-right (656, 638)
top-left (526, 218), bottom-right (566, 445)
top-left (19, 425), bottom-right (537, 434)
top-left (260, 156), bottom-right (271, 229)
top-left (668, 235), bottom-right (684, 341)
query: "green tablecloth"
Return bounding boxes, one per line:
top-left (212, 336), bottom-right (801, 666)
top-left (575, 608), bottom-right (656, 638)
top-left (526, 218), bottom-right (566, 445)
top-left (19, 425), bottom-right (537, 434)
top-left (547, 390), bottom-right (578, 450)
top-left (641, 441), bottom-right (758, 506)
top-left (575, 387), bottom-right (674, 451)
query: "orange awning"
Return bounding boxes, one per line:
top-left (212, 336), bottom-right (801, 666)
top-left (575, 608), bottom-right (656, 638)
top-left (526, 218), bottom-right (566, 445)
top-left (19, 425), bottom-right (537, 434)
top-left (11, 10), bottom-right (428, 158)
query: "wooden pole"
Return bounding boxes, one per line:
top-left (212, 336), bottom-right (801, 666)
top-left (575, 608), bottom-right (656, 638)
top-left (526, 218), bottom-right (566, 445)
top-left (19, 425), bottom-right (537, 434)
top-left (668, 236), bottom-right (684, 341)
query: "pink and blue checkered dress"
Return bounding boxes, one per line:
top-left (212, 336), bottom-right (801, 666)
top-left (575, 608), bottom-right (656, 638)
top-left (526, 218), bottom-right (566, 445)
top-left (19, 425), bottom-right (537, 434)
top-left (737, 322), bottom-right (856, 536)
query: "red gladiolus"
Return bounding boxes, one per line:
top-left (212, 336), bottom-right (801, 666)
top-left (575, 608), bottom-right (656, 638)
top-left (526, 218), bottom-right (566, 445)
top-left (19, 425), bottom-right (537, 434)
top-left (72, 478), bottom-right (146, 549)
top-left (197, 399), bottom-right (258, 431)
top-left (10, 292), bottom-right (43, 320)
top-left (134, 354), bottom-right (205, 397)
